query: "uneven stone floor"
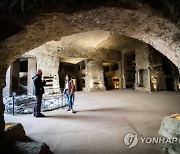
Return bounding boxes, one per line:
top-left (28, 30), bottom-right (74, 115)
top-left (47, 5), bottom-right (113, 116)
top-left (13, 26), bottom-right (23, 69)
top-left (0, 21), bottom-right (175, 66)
top-left (4, 90), bottom-right (180, 154)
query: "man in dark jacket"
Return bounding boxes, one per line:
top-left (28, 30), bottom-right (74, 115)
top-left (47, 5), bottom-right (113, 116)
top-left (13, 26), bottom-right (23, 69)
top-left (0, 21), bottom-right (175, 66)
top-left (32, 69), bottom-right (46, 117)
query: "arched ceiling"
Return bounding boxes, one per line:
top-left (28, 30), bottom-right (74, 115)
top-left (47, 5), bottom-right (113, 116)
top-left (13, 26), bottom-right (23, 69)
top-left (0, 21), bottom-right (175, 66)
top-left (25, 30), bottom-right (140, 61)
top-left (0, 5), bottom-right (180, 88)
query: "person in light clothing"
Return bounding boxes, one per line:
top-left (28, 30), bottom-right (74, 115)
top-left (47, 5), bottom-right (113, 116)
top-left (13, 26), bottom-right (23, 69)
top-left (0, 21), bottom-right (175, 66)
top-left (63, 74), bottom-right (75, 113)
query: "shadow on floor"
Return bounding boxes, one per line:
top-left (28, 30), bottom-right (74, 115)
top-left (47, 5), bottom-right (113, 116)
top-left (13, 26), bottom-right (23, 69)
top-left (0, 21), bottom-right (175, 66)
top-left (78, 107), bottom-right (120, 112)
top-left (77, 107), bottom-right (175, 117)
top-left (45, 114), bottom-right (96, 121)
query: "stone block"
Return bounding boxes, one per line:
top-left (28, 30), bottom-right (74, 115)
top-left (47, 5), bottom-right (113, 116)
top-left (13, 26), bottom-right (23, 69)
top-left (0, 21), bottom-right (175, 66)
top-left (159, 115), bottom-right (180, 154)
top-left (4, 123), bottom-right (26, 143)
top-left (159, 116), bottom-right (180, 139)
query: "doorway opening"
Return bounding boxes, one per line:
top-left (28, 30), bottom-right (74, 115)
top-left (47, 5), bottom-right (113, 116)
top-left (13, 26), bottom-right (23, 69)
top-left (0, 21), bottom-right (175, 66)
top-left (103, 61), bottom-right (120, 90)
top-left (125, 53), bottom-right (135, 89)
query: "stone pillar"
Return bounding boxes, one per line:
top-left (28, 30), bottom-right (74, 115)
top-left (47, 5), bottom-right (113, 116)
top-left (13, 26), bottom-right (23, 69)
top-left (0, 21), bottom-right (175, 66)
top-left (84, 59), bottom-right (106, 92)
top-left (117, 62), bottom-right (122, 89)
top-left (178, 69), bottom-right (180, 91)
top-left (0, 70), bottom-right (6, 139)
top-left (11, 59), bottom-right (20, 92)
top-left (0, 65), bottom-right (8, 139)
top-left (37, 55), bottom-right (60, 93)
top-left (120, 53), bottom-right (126, 89)
top-left (3, 66), bottom-right (12, 96)
top-left (27, 58), bottom-right (37, 95)
top-left (178, 72), bottom-right (180, 91)
top-left (0, 87), bottom-right (5, 139)
top-left (135, 44), bottom-right (151, 92)
top-left (3, 60), bottom-right (20, 95)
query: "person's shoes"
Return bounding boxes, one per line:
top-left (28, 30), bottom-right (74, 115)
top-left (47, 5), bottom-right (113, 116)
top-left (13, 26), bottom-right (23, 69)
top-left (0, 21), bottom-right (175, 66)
top-left (66, 109), bottom-right (71, 111)
top-left (35, 113), bottom-right (45, 118)
top-left (72, 110), bottom-right (76, 114)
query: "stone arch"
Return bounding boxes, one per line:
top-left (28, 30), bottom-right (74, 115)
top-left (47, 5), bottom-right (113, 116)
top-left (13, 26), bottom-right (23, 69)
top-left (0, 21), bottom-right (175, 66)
top-left (67, 7), bottom-right (180, 69)
top-left (0, 7), bottom-right (179, 79)
top-left (0, 5), bottom-right (180, 136)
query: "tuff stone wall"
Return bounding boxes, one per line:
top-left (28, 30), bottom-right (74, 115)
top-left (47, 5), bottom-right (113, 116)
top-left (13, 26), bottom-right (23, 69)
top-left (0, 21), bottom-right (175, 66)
top-left (0, 88), bottom-right (5, 139)
top-left (0, 0), bottom-right (179, 25)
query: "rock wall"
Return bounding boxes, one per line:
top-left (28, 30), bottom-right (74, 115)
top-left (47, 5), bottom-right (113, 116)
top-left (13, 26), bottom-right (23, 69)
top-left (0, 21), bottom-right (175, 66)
top-left (0, 0), bottom-right (179, 25)
top-left (0, 88), bottom-right (5, 139)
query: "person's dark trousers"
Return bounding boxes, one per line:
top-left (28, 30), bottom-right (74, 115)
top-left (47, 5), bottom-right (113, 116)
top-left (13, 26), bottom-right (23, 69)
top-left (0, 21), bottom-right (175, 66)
top-left (72, 94), bottom-right (75, 105)
top-left (34, 94), bottom-right (43, 116)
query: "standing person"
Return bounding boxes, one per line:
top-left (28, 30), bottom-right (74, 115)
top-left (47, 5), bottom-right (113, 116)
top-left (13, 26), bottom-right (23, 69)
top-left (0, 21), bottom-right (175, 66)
top-left (32, 69), bottom-right (46, 117)
top-left (63, 74), bottom-right (75, 113)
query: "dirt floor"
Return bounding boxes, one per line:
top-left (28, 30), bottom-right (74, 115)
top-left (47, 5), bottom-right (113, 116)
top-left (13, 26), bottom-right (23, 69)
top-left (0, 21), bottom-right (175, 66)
top-left (4, 89), bottom-right (180, 154)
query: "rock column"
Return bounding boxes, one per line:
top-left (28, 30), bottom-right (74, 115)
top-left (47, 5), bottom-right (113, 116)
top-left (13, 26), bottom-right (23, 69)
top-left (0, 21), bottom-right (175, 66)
top-left (3, 66), bottom-right (12, 96)
top-left (120, 53), bottom-right (126, 89)
top-left (27, 58), bottom-right (37, 95)
top-left (3, 60), bottom-right (20, 96)
top-left (84, 59), bottom-right (106, 92)
top-left (11, 59), bottom-right (20, 92)
top-left (135, 44), bottom-right (151, 92)
top-left (37, 55), bottom-right (60, 94)
top-left (0, 71), bottom-right (6, 140)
